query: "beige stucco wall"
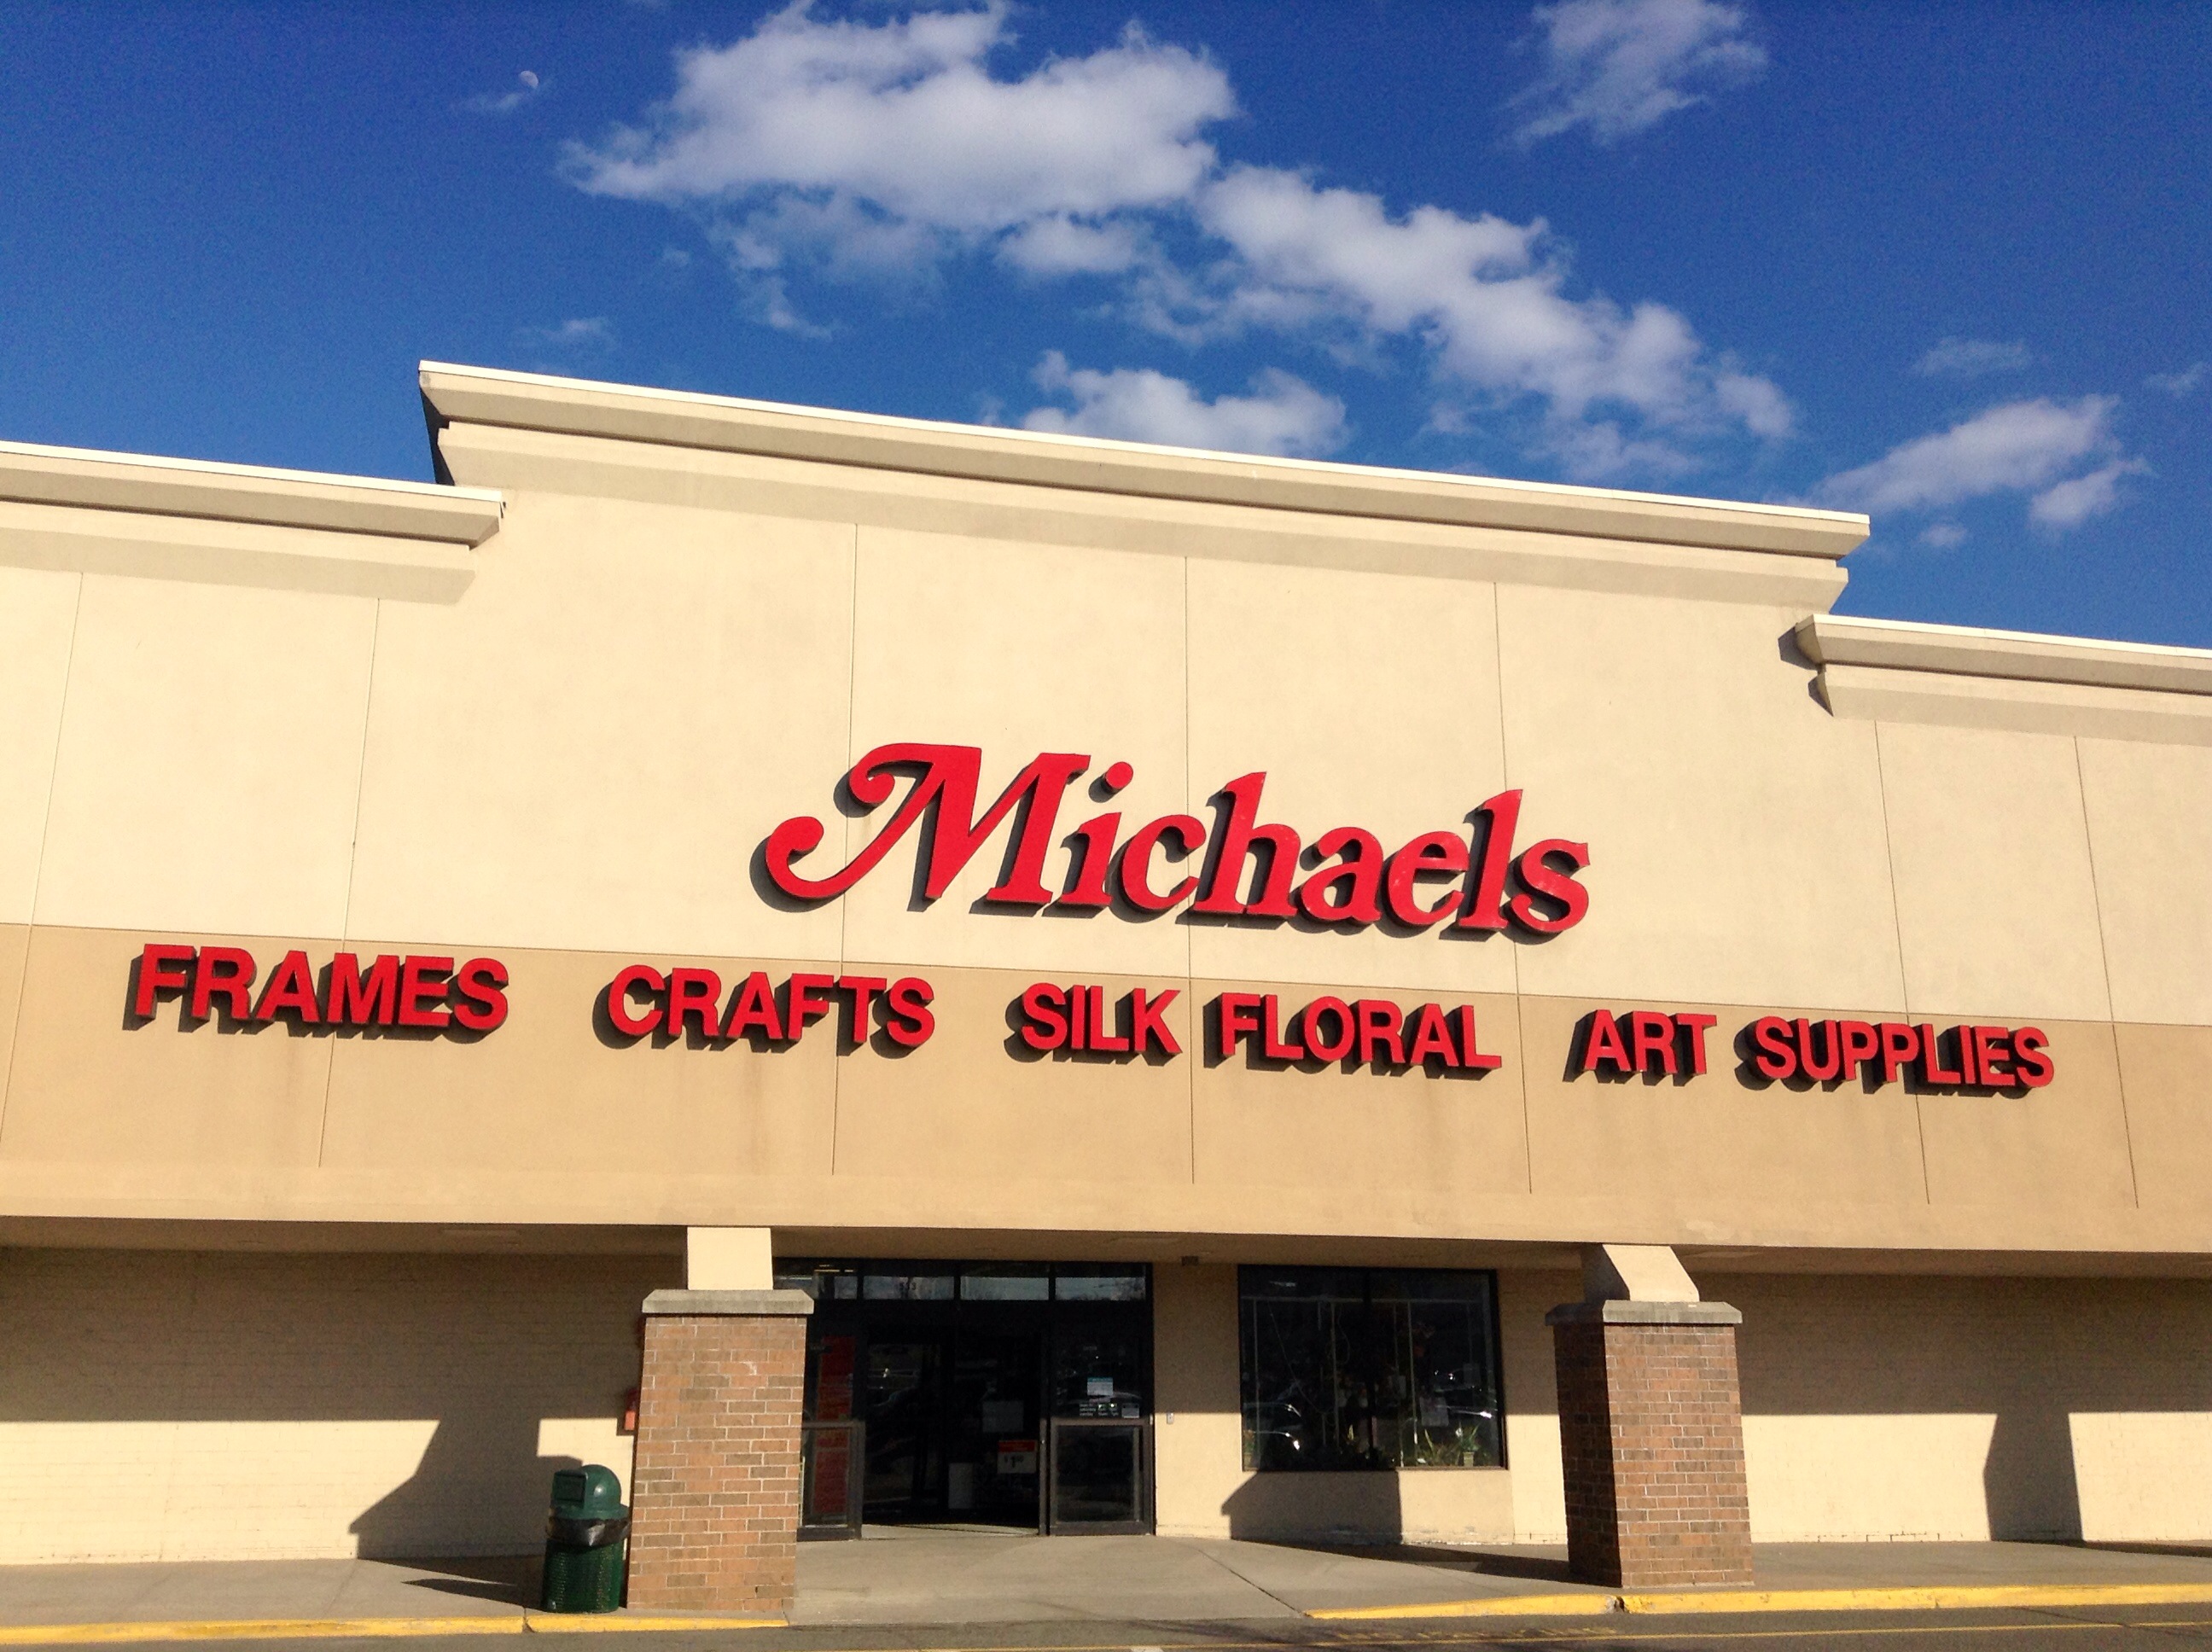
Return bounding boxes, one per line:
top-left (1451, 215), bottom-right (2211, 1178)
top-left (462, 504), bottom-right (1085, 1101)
top-left (0, 1248), bottom-right (671, 1563)
top-left (0, 411), bottom-right (2205, 1259)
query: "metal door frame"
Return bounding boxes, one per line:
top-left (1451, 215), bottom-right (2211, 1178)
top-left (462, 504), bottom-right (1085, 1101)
top-left (799, 1419), bottom-right (866, 1541)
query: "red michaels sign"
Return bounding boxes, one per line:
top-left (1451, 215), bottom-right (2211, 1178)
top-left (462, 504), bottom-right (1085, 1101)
top-left (763, 744), bottom-right (1589, 935)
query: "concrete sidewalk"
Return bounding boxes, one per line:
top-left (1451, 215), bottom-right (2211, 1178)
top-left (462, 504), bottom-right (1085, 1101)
top-left (5, 1532), bottom-right (2212, 1637)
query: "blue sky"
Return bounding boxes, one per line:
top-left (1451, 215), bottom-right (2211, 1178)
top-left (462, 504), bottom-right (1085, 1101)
top-left (1, 2), bottom-right (2204, 643)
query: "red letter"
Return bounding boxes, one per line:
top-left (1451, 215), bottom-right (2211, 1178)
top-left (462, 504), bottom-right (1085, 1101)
top-left (1130, 988), bottom-right (1180, 1057)
top-left (1877, 1021), bottom-right (1919, 1085)
top-left (1406, 1003), bottom-right (1457, 1067)
top-left (1629, 1010), bottom-right (1677, 1075)
top-left (722, 971), bottom-right (783, 1040)
top-left (1508, 840), bottom-right (1591, 935)
top-left (837, 975), bottom-right (886, 1046)
top-left (606, 965), bottom-right (664, 1036)
top-left (2011, 1027), bottom-right (2055, 1088)
top-left (1088, 986), bottom-right (1132, 1054)
top-left (1190, 774), bottom-right (1300, 917)
top-left (253, 951), bottom-right (321, 1024)
top-left (764, 745), bottom-right (1087, 905)
top-left (1295, 828), bottom-right (1385, 925)
top-left (190, 947), bottom-right (256, 1021)
top-left (1796, 1018), bottom-right (1842, 1081)
top-left (885, 977), bottom-right (934, 1047)
top-left (1302, 997), bottom-right (1355, 1062)
top-left (1677, 1013), bottom-right (1720, 1075)
top-left (1974, 1027), bottom-right (2013, 1085)
top-left (1582, 1009), bottom-right (1632, 1073)
top-left (1356, 999), bottom-right (1406, 1066)
top-left (1386, 832), bottom-right (1470, 928)
top-left (328, 954), bottom-right (399, 1027)
top-left (1750, 1015), bottom-right (1796, 1080)
top-left (1261, 994), bottom-right (1306, 1061)
top-left (667, 968), bottom-right (723, 1039)
top-left (1019, 983), bottom-right (1068, 1051)
top-left (133, 944), bottom-right (195, 1019)
top-left (1918, 1023), bottom-right (1965, 1085)
top-left (398, 957), bottom-right (454, 1029)
top-left (1837, 1020), bottom-right (1879, 1079)
top-left (1456, 790), bottom-right (1522, 931)
top-left (452, 958), bottom-right (509, 1032)
top-left (1217, 992), bottom-right (1262, 1058)
top-left (786, 973), bottom-right (835, 1042)
top-left (1457, 1005), bottom-right (1502, 1071)
top-left (1057, 812), bottom-right (1120, 909)
top-left (1116, 815), bottom-right (1203, 911)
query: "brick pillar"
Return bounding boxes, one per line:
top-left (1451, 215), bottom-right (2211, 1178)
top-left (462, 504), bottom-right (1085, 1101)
top-left (626, 1288), bottom-right (812, 1614)
top-left (1546, 1300), bottom-right (1752, 1589)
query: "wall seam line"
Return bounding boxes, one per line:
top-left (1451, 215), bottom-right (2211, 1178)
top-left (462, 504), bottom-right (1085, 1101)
top-left (1870, 721), bottom-right (1931, 1206)
top-left (2072, 735), bottom-right (2139, 1207)
top-left (0, 572), bottom-right (84, 1144)
top-left (319, 597), bottom-right (382, 1171)
top-left (1183, 554), bottom-right (1196, 1186)
top-left (830, 523), bottom-right (859, 1183)
top-left (1493, 585), bottom-right (1534, 1196)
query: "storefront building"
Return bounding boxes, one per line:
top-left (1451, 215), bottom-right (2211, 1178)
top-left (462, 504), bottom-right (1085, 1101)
top-left (3, 364), bottom-right (2210, 1601)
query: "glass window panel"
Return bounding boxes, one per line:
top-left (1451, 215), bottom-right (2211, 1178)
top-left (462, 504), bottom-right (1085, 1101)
top-left (1054, 1264), bottom-right (1147, 1301)
top-left (1239, 1265), bottom-right (1500, 1471)
top-left (864, 1269), bottom-right (957, 1300)
top-left (962, 1264), bottom-right (1051, 1300)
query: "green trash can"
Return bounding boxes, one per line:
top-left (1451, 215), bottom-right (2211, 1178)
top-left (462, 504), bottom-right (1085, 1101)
top-left (539, 1465), bottom-right (629, 1614)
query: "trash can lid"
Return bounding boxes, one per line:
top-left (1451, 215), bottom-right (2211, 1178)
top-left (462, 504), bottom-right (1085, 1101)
top-left (550, 1464), bottom-right (626, 1519)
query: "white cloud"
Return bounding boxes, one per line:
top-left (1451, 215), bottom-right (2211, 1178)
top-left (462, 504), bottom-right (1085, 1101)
top-left (1914, 336), bottom-right (2033, 378)
top-left (1918, 521), bottom-right (1968, 549)
top-left (1817, 396), bottom-right (2143, 530)
top-left (1505, 0), bottom-right (1766, 148)
top-left (566, 3), bottom-right (1230, 244)
top-left (567, 3), bottom-right (1788, 477)
top-left (2029, 458), bottom-right (2151, 529)
top-left (1022, 352), bottom-right (1347, 457)
top-left (519, 317), bottom-right (613, 351)
top-left (465, 69), bottom-right (543, 116)
top-left (2147, 362), bottom-right (2206, 398)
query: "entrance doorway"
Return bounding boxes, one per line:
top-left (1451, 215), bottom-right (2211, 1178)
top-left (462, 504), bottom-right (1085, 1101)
top-left (777, 1259), bottom-right (1151, 1535)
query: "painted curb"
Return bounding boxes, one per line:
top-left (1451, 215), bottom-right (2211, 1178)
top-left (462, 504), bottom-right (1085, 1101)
top-left (0, 1614), bottom-right (788, 1645)
top-left (1307, 1580), bottom-right (2212, 1621)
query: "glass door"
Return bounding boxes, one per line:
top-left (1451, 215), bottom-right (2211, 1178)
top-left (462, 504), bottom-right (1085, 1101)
top-left (1045, 1418), bottom-right (1150, 1534)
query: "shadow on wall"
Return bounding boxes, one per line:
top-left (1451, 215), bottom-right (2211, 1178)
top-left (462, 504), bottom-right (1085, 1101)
top-left (1714, 1273), bottom-right (2212, 1543)
top-left (0, 1248), bottom-right (682, 1559)
top-left (1221, 1471), bottom-right (1402, 1543)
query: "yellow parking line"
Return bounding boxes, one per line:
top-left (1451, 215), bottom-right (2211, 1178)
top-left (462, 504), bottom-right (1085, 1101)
top-left (1309, 1579), bottom-right (2212, 1621)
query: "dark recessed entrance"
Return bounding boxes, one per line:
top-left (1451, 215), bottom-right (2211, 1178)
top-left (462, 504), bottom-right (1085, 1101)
top-left (777, 1259), bottom-right (1151, 1536)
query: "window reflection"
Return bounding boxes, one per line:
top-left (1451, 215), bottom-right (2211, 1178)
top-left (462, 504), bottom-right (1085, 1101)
top-left (1238, 1266), bottom-right (1502, 1471)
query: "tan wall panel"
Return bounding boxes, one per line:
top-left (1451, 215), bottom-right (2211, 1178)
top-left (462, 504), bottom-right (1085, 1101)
top-left (836, 526), bottom-right (1190, 979)
top-left (35, 575), bottom-right (376, 938)
top-left (1917, 1019), bottom-right (2136, 1213)
top-left (1499, 1269), bottom-right (1572, 1543)
top-left (0, 567), bottom-right (79, 925)
top-left (2109, 1023), bottom-right (2212, 1214)
top-left (1497, 588), bottom-right (1905, 1011)
top-left (1878, 723), bottom-right (2112, 1021)
top-left (0, 1248), bottom-right (670, 1562)
top-left (1519, 996), bottom-right (1930, 1213)
top-left (2078, 739), bottom-right (2212, 1026)
top-left (1192, 985), bottom-right (1528, 1199)
top-left (2072, 1411), bottom-right (2212, 1542)
top-left (1, 927), bottom-right (331, 1170)
top-left (0, 923), bottom-right (26, 1129)
top-left (830, 967), bottom-right (1194, 1186)
top-left (344, 492), bottom-right (854, 959)
top-left (1152, 1261), bottom-right (1243, 1538)
top-left (1183, 560), bottom-right (1515, 996)
top-left (317, 945), bottom-right (836, 1186)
